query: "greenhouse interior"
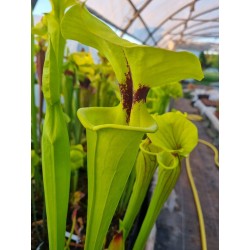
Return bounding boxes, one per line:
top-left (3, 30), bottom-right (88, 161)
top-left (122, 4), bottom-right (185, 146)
top-left (31, 0), bottom-right (219, 249)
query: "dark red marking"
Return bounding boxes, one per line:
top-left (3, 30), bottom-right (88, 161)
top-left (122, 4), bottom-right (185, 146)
top-left (79, 78), bottom-right (91, 88)
top-left (133, 84), bottom-right (149, 103)
top-left (119, 62), bottom-right (133, 123)
top-left (64, 69), bottom-right (74, 77)
top-left (113, 231), bottom-right (123, 241)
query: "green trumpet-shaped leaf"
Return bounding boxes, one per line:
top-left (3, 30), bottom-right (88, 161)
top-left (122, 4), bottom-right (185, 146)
top-left (166, 82), bottom-right (183, 98)
top-left (70, 144), bottom-right (85, 171)
top-left (42, 31), bottom-right (70, 250)
top-left (146, 82), bottom-right (182, 115)
top-left (121, 138), bottom-right (161, 239)
top-left (132, 112), bottom-right (199, 248)
top-left (42, 103), bottom-right (71, 250)
top-left (133, 151), bottom-right (181, 250)
top-left (77, 106), bottom-right (157, 250)
top-left (70, 140), bottom-right (85, 196)
top-left (147, 112), bottom-right (198, 157)
top-left (61, 3), bottom-right (203, 124)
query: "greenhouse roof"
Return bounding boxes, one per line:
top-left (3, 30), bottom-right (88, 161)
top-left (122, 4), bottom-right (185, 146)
top-left (33, 0), bottom-right (219, 52)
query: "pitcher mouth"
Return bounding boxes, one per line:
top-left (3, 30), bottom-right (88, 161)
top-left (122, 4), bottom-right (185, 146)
top-left (77, 106), bottom-right (158, 133)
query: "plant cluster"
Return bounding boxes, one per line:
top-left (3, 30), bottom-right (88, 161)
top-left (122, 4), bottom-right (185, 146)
top-left (31, 1), bottom-right (203, 249)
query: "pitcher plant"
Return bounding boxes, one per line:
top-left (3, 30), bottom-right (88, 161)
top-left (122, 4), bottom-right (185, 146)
top-left (60, 3), bottom-right (203, 249)
top-left (32, 1), bottom-right (204, 248)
